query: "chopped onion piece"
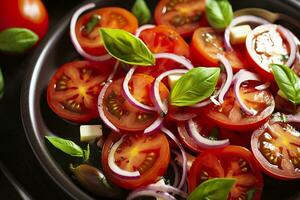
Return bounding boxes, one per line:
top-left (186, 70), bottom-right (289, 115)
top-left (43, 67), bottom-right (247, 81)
top-left (255, 82), bottom-right (270, 90)
top-left (135, 24), bottom-right (156, 37)
top-left (217, 54), bottom-right (233, 104)
top-left (80, 125), bottom-right (102, 142)
top-left (155, 53), bottom-right (193, 70)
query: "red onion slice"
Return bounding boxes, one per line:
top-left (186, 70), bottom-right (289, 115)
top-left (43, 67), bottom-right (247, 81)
top-left (155, 53), bottom-right (193, 70)
top-left (135, 24), bottom-right (156, 37)
top-left (70, 3), bottom-right (111, 61)
top-left (145, 184), bottom-right (188, 198)
top-left (161, 127), bottom-right (187, 189)
top-left (255, 82), bottom-right (270, 90)
top-left (107, 61), bottom-right (119, 82)
top-left (108, 136), bottom-right (140, 178)
top-left (144, 116), bottom-right (164, 134)
top-left (224, 15), bottom-right (270, 51)
top-left (217, 54), bottom-right (233, 104)
top-left (187, 119), bottom-right (230, 149)
top-left (170, 161), bottom-right (179, 187)
top-left (126, 189), bottom-right (176, 200)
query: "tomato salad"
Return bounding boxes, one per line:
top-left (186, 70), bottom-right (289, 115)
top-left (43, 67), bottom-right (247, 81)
top-left (45, 0), bottom-right (300, 200)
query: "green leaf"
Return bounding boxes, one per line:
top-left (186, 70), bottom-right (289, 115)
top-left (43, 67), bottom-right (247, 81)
top-left (0, 28), bottom-right (39, 54)
top-left (170, 67), bottom-right (220, 106)
top-left (83, 144), bottom-right (90, 162)
top-left (0, 68), bottom-right (4, 99)
top-left (131, 0), bottom-right (151, 25)
top-left (271, 63), bottom-right (300, 104)
top-left (246, 188), bottom-right (256, 200)
top-left (99, 28), bottom-right (155, 66)
top-left (45, 136), bottom-right (84, 157)
top-left (83, 14), bottom-right (100, 34)
top-left (205, 0), bottom-right (233, 29)
top-left (188, 178), bottom-right (236, 200)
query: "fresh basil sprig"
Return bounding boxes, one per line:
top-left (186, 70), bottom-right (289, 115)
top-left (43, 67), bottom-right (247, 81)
top-left (45, 136), bottom-right (90, 161)
top-left (188, 178), bottom-right (236, 200)
top-left (131, 0), bottom-right (151, 25)
top-left (0, 28), bottom-right (39, 54)
top-left (99, 28), bottom-right (155, 66)
top-left (170, 67), bottom-right (220, 106)
top-left (271, 63), bottom-right (300, 104)
top-left (0, 68), bottom-right (4, 99)
top-left (205, 0), bottom-right (233, 29)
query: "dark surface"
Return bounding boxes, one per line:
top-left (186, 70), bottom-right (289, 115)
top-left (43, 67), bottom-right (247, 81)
top-left (1, 0), bottom-right (300, 200)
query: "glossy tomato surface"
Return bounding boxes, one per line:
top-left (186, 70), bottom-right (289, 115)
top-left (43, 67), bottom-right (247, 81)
top-left (188, 145), bottom-right (264, 200)
top-left (101, 131), bottom-right (170, 189)
top-left (75, 7), bottom-right (138, 56)
top-left (0, 0), bottom-right (49, 39)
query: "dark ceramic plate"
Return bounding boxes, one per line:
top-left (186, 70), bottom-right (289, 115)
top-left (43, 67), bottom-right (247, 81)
top-left (21, 0), bottom-right (300, 199)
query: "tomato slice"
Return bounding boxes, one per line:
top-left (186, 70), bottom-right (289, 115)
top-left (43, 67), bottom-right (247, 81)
top-left (154, 0), bottom-right (207, 37)
top-left (191, 27), bottom-right (246, 72)
top-left (75, 7), bottom-right (138, 56)
top-left (47, 60), bottom-right (112, 123)
top-left (203, 81), bottom-right (275, 131)
top-left (251, 121), bottom-right (300, 180)
top-left (102, 74), bottom-right (169, 132)
top-left (102, 131), bottom-right (170, 189)
top-left (188, 146), bottom-right (264, 200)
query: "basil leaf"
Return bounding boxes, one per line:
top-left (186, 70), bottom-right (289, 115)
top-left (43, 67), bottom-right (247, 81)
top-left (45, 136), bottom-right (84, 157)
top-left (99, 28), bottom-right (155, 66)
top-left (84, 14), bottom-right (100, 34)
top-left (246, 188), bottom-right (256, 200)
top-left (205, 0), bottom-right (233, 29)
top-left (0, 68), bottom-right (4, 99)
top-left (83, 144), bottom-right (90, 162)
top-left (271, 63), bottom-right (300, 104)
top-left (0, 28), bottom-right (38, 54)
top-left (188, 178), bottom-right (236, 200)
top-left (170, 67), bottom-right (220, 106)
top-left (131, 0), bottom-right (151, 25)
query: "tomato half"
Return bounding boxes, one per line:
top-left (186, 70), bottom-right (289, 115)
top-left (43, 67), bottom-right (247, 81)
top-left (188, 145), bottom-right (264, 200)
top-left (203, 81), bottom-right (275, 131)
top-left (154, 0), bottom-right (207, 37)
top-left (251, 121), bottom-right (300, 180)
top-left (191, 27), bottom-right (246, 72)
top-left (0, 0), bottom-right (49, 40)
top-left (102, 131), bottom-right (170, 189)
top-left (102, 74), bottom-right (169, 132)
top-left (75, 7), bottom-right (138, 56)
top-left (47, 60), bottom-right (112, 123)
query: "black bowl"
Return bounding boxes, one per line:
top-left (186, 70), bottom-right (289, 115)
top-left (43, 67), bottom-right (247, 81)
top-left (21, 0), bottom-right (300, 199)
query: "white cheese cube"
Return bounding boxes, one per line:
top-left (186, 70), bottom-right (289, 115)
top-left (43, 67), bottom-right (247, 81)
top-left (80, 125), bottom-right (102, 142)
top-left (168, 74), bottom-right (182, 89)
top-left (230, 25), bottom-right (252, 45)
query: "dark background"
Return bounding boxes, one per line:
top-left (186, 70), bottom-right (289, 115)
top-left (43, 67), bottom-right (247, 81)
top-left (0, 0), bottom-right (300, 200)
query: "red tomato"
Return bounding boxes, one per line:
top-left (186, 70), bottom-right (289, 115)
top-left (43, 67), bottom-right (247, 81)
top-left (102, 74), bottom-right (169, 132)
top-left (47, 60), bottom-right (112, 123)
top-left (75, 7), bottom-right (138, 56)
top-left (154, 0), bottom-right (207, 37)
top-left (251, 121), bottom-right (300, 180)
top-left (0, 0), bottom-right (49, 40)
top-left (203, 81), bottom-right (275, 131)
top-left (188, 146), bottom-right (264, 200)
top-left (101, 131), bottom-right (170, 189)
top-left (191, 27), bottom-right (246, 72)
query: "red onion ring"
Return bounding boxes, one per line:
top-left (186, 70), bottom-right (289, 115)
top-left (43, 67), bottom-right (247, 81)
top-left (126, 189), bottom-right (176, 200)
top-left (145, 184), bottom-right (188, 198)
top-left (155, 53), bottom-right (193, 70)
top-left (170, 161), bottom-right (179, 187)
top-left (70, 3), bottom-right (112, 61)
top-left (187, 119), bottom-right (230, 149)
top-left (217, 54), bottom-right (233, 104)
top-left (135, 24), bottom-right (156, 38)
top-left (144, 116), bottom-right (164, 134)
top-left (107, 61), bottom-right (120, 82)
top-left (161, 127), bottom-right (187, 189)
top-left (255, 82), bottom-right (271, 90)
top-left (224, 15), bottom-right (270, 51)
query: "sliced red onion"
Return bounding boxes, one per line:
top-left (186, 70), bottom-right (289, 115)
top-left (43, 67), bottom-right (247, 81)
top-left (152, 69), bottom-right (188, 114)
top-left (187, 119), bottom-right (230, 149)
top-left (170, 161), bottom-right (179, 187)
top-left (70, 3), bottom-right (111, 61)
top-left (144, 116), bottom-right (164, 134)
top-left (255, 82), bottom-right (270, 90)
top-left (108, 136), bottom-right (140, 178)
top-left (155, 53), bottom-right (193, 70)
top-left (146, 184), bottom-right (188, 199)
top-left (217, 54), bottom-right (233, 104)
top-left (233, 70), bottom-right (262, 116)
top-left (285, 113), bottom-right (300, 123)
top-left (107, 61), bottom-right (119, 82)
top-left (224, 15), bottom-right (270, 51)
top-left (161, 127), bottom-right (187, 189)
top-left (126, 189), bottom-right (176, 200)
top-left (98, 82), bottom-right (119, 132)
top-left (135, 24), bottom-right (156, 38)
top-left (172, 150), bottom-right (195, 172)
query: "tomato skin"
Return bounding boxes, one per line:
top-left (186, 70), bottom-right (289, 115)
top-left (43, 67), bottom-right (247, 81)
top-left (101, 131), bottom-right (170, 189)
top-left (0, 0), bottom-right (49, 40)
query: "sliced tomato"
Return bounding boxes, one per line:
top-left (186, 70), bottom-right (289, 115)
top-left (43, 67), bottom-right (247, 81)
top-left (191, 27), bottom-right (246, 72)
top-left (101, 131), bottom-right (170, 189)
top-left (154, 0), bottom-right (207, 37)
top-left (188, 145), bottom-right (264, 200)
top-left (102, 74), bottom-right (169, 132)
top-left (75, 7), bottom-right (138, 56)
top-left (47, 60), bottom-right (112, 123)
top-left (251, 121), bottom-right (300, 180)
top-left (203, 81), bottom-right (275, 131)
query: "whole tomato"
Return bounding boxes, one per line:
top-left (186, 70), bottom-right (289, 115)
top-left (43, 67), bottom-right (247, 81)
top-left (0, 0), bottom-right (49, 40)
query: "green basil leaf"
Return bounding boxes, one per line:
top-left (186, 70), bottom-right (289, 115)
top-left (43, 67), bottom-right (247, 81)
top-left (205, 0), bottom-right (233, 29)
top-left (170, 67), bottom-right (220, 106)
top-left (271, 63), bottom-right (300, 104)
top-left (99, 28), bottom-right (155, 66)
top-left (45, 136), bottom-right (84, 157)
top-left (188, 178), bottom-right (236, 200)
top-left (246, 188), bottom-right (256, 200)
top-left (0, 68), bottom-right (4, 99)
top-left (83, 144), bottom-right (90, 162)
top-left (0, 28), bottom-right (39, 54)
top-left (84, 14), bottom-right (100, 34)
top-left (131, 0), bottom-right (151, 25)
